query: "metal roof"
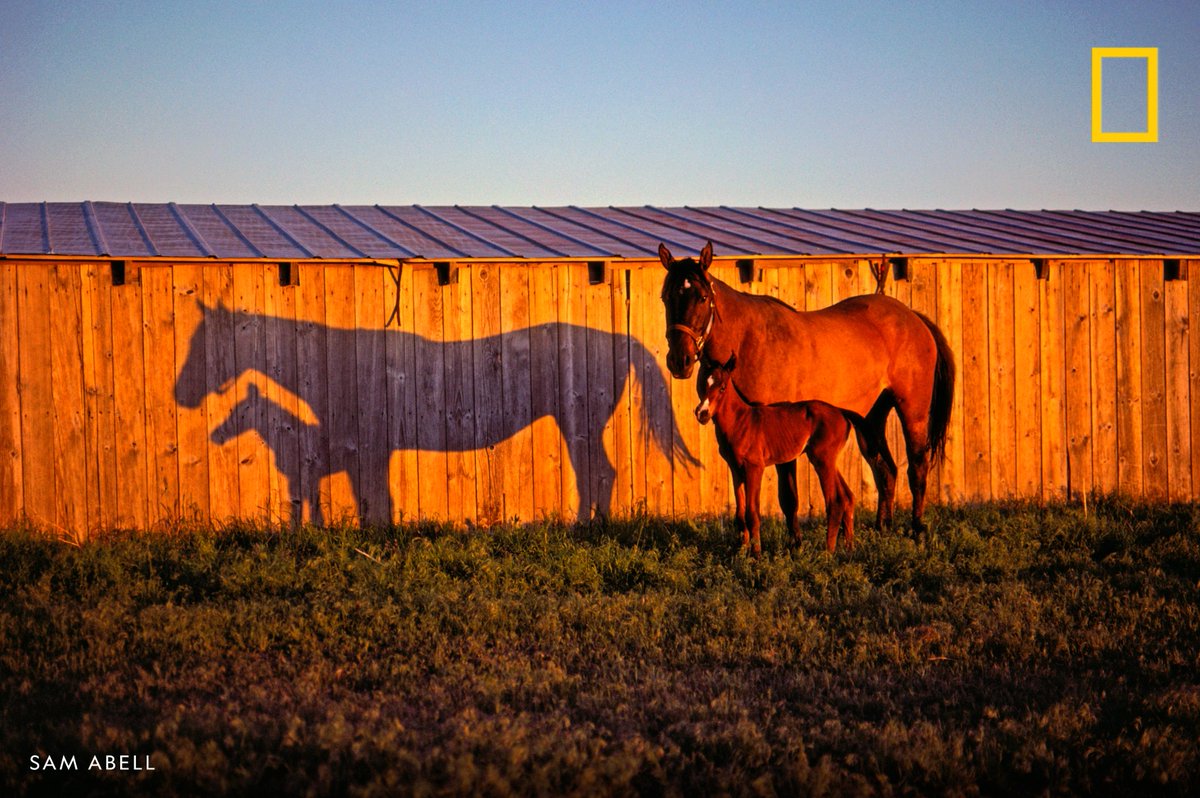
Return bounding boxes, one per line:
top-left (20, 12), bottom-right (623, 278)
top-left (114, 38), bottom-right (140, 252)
top-left (1, 202), bottom-right (1197, 260)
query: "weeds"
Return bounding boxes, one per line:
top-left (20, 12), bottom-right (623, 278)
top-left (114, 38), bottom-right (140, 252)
top-left (2, 500), bottom-right (1199, 796)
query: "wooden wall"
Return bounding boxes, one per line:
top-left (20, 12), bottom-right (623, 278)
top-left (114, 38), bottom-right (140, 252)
top-left (0, 257), bottom-right (1196, 536)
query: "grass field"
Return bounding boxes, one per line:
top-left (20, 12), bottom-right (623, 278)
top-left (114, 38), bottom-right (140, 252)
top-left (2, 500), bottom-right (1199, 796)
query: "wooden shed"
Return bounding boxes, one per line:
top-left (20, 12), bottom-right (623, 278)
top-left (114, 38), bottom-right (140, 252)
top-left (1, 203), bottom-right (1197, 536)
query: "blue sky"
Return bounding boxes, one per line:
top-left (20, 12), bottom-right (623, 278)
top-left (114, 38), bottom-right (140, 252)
top-left (1, 1), bottom-right (1197, 209)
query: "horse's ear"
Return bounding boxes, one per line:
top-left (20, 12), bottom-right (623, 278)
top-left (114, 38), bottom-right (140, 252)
top-left (700, 240), bottom-right (713, 271)
top-left (658, 243), bottom-right (673, 270)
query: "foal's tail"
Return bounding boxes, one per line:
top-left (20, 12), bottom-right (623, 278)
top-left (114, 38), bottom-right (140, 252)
top-left (628, 341), bottom-right (701, 471)
top-left (916, 311), bottom-right (956, 465)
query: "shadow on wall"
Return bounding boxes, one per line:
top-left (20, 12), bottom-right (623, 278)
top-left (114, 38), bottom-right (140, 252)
top-left (175, 302), bottom-right (698, 526)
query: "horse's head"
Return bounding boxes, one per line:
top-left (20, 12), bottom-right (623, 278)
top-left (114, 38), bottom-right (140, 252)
top-left (659, 240), bottom-right (717, 380)
top-left (175, 300), bottom-right (237, 408)
top-left (694, 353), bottom-right (736, 425)
top-left (210, 384), bottom-right (264, 446)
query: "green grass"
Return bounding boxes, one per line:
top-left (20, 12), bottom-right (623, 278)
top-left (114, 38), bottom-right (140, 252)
top-left (2, 501), bottom-right (1199, 796)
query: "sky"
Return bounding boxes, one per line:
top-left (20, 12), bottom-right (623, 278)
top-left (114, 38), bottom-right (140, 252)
top-left (1, 1), bottom-right (1197, 210)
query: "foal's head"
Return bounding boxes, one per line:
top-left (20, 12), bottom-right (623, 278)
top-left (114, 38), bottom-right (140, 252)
top-left (694, 354), bottom-right (737, 425)
top-left (660, 240), bottom-right (717, 380)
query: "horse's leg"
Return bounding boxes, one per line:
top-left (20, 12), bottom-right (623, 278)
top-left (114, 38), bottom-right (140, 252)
top-left (730, 466), bottom-right (749, 552)
top-left (743, 464), bottom-right (764, 558)
top-left (561, 434), bottom-right (591, 522)
top-left (894, 394), bottom-right (933, 536)
top-left (775, 460), bottom-right (801, 544)
top-left (852, 398), bottom-right (898, 531)
top-left (806, 437), bottom-right (845, 553)
top-left (838, 473), bottom-right (855, 551)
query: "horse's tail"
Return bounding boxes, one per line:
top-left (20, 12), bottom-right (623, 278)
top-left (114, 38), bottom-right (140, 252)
top-left (627, 340), bottom-right (701, 471)
top-left (916, 311), bottom-right (955, 465)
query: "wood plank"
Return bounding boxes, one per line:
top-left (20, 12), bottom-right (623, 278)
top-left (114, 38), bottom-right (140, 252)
top-left (443, 264), bottom-right (478, 525)
top-left (1164, 264), bottom-right (1191, 501)
top-left (295, 264), bottom-right (332, 525)
top-left (49, 264), bottom-right (88, 536)
top-left (555, 263), bottom-right (590, 519)
top-left (89, 263), bottom-right (119, 529)
top-left (1140, 260), bottom-right (1168, 501)
top-left (1039, 261), bottom-right (1068, 502)
top-left (960, 261), bottom-right (990, 501)
top-left (1064, 261), bottom-right (1093, 502)
top-left (499, 265), bottom-right (535, 522)
top-left (384, 264), bottom-right (418, 524)
top-left (233, 264), bottom-right (270, 523)
top-left (630, 264), bottom-right (673, 517)
top-left (1190, 261), bottom-right (1200, 499)
top-left (471, 264), bottom-right (504, 523)
top-left (17, 265), bottom-right (55, 528)
top-left (1114, 259), bottom-right (1144, 497)
top-left (936, 259), bottom-right (966, 504)
top-left (1012, 260), bottom-right (1042, 500)
top-left (322, 265), bottom-right (360, 524)
top-left (609, 265), bottom-right (635, 517)
top-left (583, 265), bottom-right (618, 520)
top-left (353, 265), bottom-right (392, 526)
top-left (987, 261), bottom-right (1017, 499)
top-left (171, 264), bottom-right (210, 525)
top-left (0, 263), bottom-right (25, 525)
top-left (908, 258), bottom-right (940, 504)
top-left (203, 266), bottom-right (239, 524)
top-left (141, 266), bottom-right (180, 527)
top-left (1088, 261), bottom-right (1118, 495)
top-left (111, 264), bottom-right (149, 529)
top-left (77, 264), bottom-right (101, 533)
top-left (528, 264), bottom-right (563, 519)
top-left (263, 266), bottom-right (300, 525)
top-left (409, 266), bottom-right (448, 522)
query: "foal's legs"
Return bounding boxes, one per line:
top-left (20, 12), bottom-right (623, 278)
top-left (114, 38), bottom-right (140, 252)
top-left (834, 473), bottom-right (855, 550)
top-left (742, 464), bottom-right (765, 557)
top-left (728, 465), bottom-right (750, 552)
top-left (775, 460), bottom-right (802, 543)
top-left (807, 412), bottom-right (855, 552)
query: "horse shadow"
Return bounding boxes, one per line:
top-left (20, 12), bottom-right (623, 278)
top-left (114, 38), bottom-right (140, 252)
top-left (175, 302), bottom-right (697, 526)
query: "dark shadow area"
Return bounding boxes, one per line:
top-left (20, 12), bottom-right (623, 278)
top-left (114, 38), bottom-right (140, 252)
top-left (175, 302), bottom-right (698, 526)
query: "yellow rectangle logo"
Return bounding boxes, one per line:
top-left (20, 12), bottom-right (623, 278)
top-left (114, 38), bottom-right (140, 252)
top-left (1092, 47), bottom-right (1158, 142)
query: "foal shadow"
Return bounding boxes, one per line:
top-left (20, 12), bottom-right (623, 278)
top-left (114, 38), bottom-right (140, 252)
top-left (176, 302), bottom-right (697, 526)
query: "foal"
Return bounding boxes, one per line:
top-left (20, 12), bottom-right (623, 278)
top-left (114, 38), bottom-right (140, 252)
top-left (695, 355), bottom-right (855, 555)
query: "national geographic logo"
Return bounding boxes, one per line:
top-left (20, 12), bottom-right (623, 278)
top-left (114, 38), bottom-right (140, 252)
top-left (1091, 47), bottom-right (1158, 142)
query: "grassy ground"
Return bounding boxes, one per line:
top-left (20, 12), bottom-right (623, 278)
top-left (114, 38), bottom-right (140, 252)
top-left (2, 500), bottom-right (1199, 796)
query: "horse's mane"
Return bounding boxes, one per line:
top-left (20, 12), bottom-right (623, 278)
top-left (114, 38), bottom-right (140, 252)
top-left (711, 277), bottom-right (800, 314)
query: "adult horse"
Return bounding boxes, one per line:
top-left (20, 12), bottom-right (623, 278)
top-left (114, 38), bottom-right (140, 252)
top-left (659, 241), bottom-right (955, 533)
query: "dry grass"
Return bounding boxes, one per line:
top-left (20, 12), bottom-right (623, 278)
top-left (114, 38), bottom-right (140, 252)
top-left (2, 500), bottom-right (1199, 796)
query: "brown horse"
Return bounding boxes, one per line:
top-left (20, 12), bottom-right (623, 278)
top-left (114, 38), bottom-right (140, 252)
top-left (696, 354), bottom-right (854, 555)
top-left (661, 241), bottom-right (955, 534)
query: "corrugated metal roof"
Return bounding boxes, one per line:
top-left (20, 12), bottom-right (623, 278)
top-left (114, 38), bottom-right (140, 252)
top-left (1, 202), bottom-right (1197, 260)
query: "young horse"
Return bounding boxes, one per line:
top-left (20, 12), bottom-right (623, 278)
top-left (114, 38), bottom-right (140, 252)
top-left (662, 241), bottom-right (955, 535)
top-left (696, 355), bottom-right (855, 555)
